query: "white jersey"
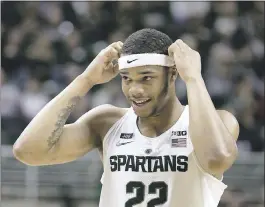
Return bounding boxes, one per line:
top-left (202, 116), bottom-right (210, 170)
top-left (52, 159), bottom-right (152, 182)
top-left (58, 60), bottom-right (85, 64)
top-left (99, 106), bottom-right (227, 207)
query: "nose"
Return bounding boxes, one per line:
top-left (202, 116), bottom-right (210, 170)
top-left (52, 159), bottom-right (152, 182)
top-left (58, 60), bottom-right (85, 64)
top-left (129, 84), bottom-right (145, 99)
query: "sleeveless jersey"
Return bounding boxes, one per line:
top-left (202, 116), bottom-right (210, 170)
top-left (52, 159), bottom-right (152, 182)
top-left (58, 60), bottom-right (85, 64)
top-left (99, 106), bottom-right (227, 207)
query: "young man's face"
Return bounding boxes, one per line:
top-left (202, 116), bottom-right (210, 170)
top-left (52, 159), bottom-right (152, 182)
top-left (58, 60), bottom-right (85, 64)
top-left (120, 65), bottom-right (172, 118)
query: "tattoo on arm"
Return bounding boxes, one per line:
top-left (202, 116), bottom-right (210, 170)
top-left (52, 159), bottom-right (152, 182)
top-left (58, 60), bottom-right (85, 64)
top-left (47, 96), bottom-right (81, 150)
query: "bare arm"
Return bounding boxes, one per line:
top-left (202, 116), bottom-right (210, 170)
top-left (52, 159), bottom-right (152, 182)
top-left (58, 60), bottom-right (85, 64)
top-left (186, 76), bottom-right (239, 177)
top-left (13, 75), bottom-right (95, 166)
top-left (13, 41), bottom-right (123, 166)
top-left (168, 39), bottom-right (239, 178)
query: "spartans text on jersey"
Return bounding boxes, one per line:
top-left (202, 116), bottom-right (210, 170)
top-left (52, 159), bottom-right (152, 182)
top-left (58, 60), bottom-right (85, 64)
top-left (109, 155), bottom-right (188, 173)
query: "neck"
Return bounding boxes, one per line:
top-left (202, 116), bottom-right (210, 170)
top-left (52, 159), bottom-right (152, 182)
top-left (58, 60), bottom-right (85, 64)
top-left (137, 96), bottom-right (184, 137)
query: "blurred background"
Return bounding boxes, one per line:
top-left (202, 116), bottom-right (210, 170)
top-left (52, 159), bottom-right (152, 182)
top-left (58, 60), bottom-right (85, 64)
top-left (1, 1), bottom-right (264, 207)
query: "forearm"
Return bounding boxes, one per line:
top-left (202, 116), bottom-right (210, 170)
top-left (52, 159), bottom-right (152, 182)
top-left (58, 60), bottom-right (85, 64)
top-left (13, 75), bottom-right (94, 154)
top-left (186, 76), bottom-right (236, 160)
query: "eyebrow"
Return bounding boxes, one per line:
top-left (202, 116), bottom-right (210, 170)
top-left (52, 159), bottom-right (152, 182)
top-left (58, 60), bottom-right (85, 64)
top-left (120, 70), bottom-right (156, 75)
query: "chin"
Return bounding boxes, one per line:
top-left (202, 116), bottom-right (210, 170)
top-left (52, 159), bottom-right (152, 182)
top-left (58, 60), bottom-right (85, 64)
top-left (133, 107), bottom-right (156, 118)
top-left (135, 112), bottom-right (151, 118)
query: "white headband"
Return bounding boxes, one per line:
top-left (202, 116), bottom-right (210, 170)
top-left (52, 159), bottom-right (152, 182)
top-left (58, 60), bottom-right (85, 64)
top-left (118, 54), bottom-right (175, 70)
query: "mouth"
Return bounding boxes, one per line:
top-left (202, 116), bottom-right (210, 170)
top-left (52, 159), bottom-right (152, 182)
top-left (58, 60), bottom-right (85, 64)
top-left (131, 99), bottom-right (151, 108)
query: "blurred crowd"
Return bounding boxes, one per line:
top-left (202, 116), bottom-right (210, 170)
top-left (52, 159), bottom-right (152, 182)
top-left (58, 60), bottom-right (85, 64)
top-left (219, 187), bottom-right (264, 207)
top-left (1, 1), bottom-right (264, 154)
top-left (1, 2), bottom-right (264, 207)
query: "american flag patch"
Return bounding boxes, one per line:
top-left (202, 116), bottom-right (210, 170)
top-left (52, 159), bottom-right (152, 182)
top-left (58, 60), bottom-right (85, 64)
top-left (171, 138), bottom-right (187, 148)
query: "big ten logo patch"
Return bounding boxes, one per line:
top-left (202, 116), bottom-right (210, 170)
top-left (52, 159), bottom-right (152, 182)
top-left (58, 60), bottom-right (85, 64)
top-left (171, 130), bottom-right (187, 137)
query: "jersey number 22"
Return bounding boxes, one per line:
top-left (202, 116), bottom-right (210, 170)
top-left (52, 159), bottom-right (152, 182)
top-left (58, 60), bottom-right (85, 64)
top-left (125, 181), bottom-right (168, 207)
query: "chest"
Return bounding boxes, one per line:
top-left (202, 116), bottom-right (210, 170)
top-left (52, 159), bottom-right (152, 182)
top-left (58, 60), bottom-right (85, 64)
top-left (108, 120), bottom-right (192, 153)
top-left (105, 128), bottom-right (194, 174)
top-left (113, 134), bottom-right (192, 156)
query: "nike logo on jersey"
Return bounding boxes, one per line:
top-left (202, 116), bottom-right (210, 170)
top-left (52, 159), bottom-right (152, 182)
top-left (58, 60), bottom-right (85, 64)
top-left (116, 141), bottom-right (134, 146)
top-left (127, 59), bottom-right (138, 63)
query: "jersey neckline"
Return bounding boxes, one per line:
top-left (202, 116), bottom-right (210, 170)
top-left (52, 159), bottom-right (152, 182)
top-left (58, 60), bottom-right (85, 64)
top-left (132, 105), bottom-right (188, 142)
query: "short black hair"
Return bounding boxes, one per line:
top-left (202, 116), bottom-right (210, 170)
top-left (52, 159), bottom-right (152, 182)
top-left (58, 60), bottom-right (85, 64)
top-left (121, 28), bottom-right (173, 55)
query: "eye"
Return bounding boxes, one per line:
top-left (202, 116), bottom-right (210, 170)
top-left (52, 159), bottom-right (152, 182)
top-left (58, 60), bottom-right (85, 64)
top-left (121, 76), bottom-right (131, 82)
top-left (143, 76), bottom-right (152, 81)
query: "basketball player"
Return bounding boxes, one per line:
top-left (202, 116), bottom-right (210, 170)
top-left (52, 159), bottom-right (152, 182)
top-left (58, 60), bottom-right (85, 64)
top-left (13, 29), bottom-right (239, 207)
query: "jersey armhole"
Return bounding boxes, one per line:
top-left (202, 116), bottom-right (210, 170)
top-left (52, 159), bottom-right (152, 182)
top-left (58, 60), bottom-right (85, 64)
top-left (191, 150), bottom-right (227, 190)
top-left (100, 108), bottom-right (131, 185)
top-left (102, 109), bottom-right (130, 151)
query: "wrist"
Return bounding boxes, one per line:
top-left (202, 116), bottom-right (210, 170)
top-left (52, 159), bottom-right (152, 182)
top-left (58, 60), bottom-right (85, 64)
top-left (76, 74), bottom-right (96, 88)
top-left (184, 74), bottom-right (204, 86)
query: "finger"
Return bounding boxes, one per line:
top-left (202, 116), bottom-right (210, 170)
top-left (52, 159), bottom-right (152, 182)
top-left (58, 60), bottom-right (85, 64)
top-left (171, 45), bottom-right (185, 70)
top-left (172, 52), bottom-right (182, 66)
top-left (169, 40), bottom-right (185, 55)
top-left (110, 41), bottom-right (123, 50)
top-left (105, 61), bottom-right (114, 71)
top-left (112, 59), bottom-right (118, 68)
top-left (107, 42), bottom-right (122, 56)
top-left (168, 43), bottom-right (177, 57)
top-left (117, 41), bottom-right (123, 48)
top-left (112, 60), bottom-right (120, 74)
top-left (176, 39), bottom-right (192, 51)
top-left (105, 47), bottom-right (119, 59)
top-left (105, 48), bottom-right (120, 70)
top-left (105, 43), bottom-right (119, 57)
top-left (109, 41), bottom-right (120, 47)
top-left (99, 48), bottom-right (118, 68)
top-left (105, 60), bottom-right (119, 75)
top-left (168, 43), bottom-right (182, 59)
top-left (112, 42), bottom-right (123, 56)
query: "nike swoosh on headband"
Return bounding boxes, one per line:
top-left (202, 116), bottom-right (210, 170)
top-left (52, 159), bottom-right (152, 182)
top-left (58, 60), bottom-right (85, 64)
top-left (118, 53), bottom-right (175, 70)
top-left (127, 59), bottom-right (138, 63)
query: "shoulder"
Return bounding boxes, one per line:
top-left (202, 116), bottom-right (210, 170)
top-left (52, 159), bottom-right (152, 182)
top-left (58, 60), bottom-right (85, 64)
top-left (78, 104), bottom-right (129, 121)
top-left (217, 110), bottom-right (240, 140)
top-left (79, 104), bottom-right (129, 139)
top-left (90, 104), bottom-right (129, 124)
